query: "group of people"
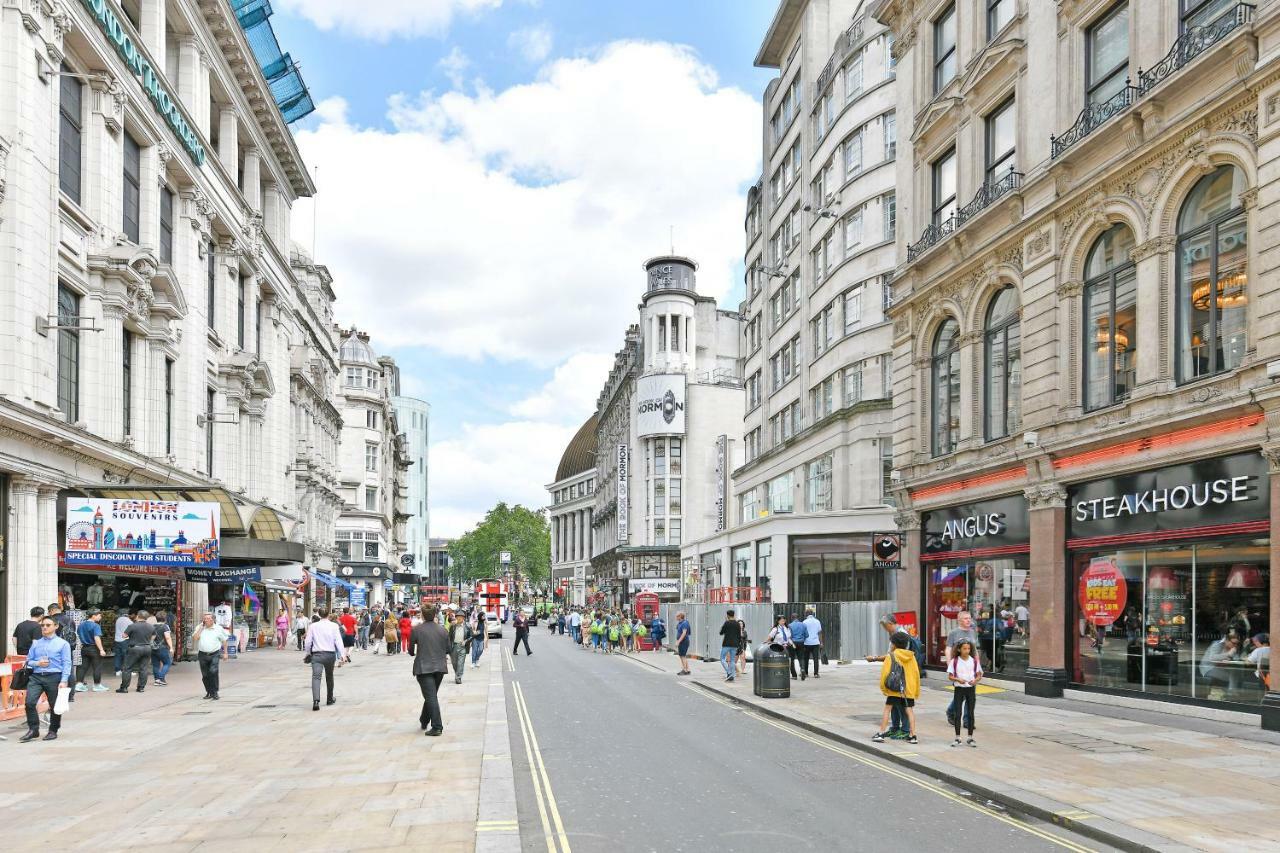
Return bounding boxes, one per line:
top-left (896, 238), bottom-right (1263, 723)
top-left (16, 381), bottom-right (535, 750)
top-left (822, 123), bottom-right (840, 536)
top-left (761, 609), bottom-right (826, 682)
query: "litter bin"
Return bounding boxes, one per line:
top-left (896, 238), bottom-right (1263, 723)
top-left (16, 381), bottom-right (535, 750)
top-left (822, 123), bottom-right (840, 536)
top-left (754, 644), bottom-right (790, 699)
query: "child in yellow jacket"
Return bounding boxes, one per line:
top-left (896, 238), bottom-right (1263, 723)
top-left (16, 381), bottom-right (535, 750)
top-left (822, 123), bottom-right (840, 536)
top-left (873, 632), bottom-right (921, 744)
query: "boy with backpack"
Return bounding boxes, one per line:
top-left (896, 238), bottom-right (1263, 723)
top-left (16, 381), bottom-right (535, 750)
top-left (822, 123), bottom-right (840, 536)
top-left (872, 632), bottom-right (920, 745)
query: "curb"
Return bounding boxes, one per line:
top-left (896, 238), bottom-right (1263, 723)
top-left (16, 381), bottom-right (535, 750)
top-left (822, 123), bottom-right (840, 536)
top-left (690, 680), bottom-right (1192, 853)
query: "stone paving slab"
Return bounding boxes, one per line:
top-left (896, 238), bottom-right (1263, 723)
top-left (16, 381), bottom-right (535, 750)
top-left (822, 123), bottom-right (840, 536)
top-left (0, 641), bottom-right (516, 853)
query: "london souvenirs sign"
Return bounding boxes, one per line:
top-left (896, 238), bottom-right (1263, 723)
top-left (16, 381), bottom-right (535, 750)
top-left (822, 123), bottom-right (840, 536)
top-left (65, 499), bottom-right (220, 567)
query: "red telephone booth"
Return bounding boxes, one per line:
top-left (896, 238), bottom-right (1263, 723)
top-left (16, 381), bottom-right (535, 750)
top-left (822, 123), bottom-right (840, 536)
top-left (634, 592), bottom-right (660, 650)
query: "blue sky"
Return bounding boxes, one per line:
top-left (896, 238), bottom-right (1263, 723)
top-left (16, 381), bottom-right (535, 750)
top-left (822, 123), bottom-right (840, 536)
top-left (269, 0), bottom-right (779, 535)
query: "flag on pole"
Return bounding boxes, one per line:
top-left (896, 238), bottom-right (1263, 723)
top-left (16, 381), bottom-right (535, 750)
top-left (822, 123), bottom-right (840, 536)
top-left (242, 582), bottom-right (261, 614)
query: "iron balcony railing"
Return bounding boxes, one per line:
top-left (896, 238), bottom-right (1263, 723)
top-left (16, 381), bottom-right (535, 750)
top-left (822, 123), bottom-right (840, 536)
top-left (1051, 3), bottom-right (1254, 158)
top-left (907, 170), bottom-right (1023, 261)
top-left (815, 16), bottom-right (866, 97)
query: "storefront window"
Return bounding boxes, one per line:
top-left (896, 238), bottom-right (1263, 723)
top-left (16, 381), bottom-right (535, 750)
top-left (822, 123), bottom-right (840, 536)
top-left (757, 540), bottom-right (772, 599)
top-left (791, 536), bottom-right (882, 602)
top-left (924, 557), bottom-right (1030, 678)
top-left (58, 569), bottom-right (183, 657)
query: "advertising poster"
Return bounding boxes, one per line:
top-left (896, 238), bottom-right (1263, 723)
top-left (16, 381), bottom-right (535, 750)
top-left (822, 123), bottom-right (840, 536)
top-left (872, 533), bottom-right (902, 569)
top-left (635, 374), bottom-right (687, 437)
top-left (893, 610), bottom-right (919, 639)
top-left (1079, 558), bottom-right (1127, 626)
top-left (65, 499), bottom-right (220, 567)
top-left (617, 444), bottom-right (630, 543)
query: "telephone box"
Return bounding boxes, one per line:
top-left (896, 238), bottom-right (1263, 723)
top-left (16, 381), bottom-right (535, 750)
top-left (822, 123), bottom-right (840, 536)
top-left (634, 592), bottom-right (660, 650)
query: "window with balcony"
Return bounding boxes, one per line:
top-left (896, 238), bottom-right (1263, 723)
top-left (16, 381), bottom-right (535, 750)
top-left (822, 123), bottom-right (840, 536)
top-left (931, 318), bottom-right (960, 456)
top-left (934, 3), bottom-right (958, 92)
top-left (1087, 2), bottom-right (1129, 107)
top-left (985, 97), bottom-right (1016, 182)
top-left (984, 286), bottom-right (1022, 440)
top-left (1084, 223), bottom-right (1137, 410)
top-left (1176, 165), bottom-right (1248, 383)
top-left (988, 0), bottom-right (1013, 40)
top-left (932, 148), bottom-right (957, 226)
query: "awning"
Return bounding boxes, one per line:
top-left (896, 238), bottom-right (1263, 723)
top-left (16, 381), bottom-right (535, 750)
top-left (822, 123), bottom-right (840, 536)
top-left (69, 485), bottom-right (292, 540)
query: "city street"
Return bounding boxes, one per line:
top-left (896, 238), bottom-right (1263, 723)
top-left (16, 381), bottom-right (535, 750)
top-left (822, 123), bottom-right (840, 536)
top-left (503, 632), bottom-right (1108, 853)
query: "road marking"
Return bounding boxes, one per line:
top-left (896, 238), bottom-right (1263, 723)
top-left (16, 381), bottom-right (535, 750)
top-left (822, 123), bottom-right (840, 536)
top-left (512, 681), bottom-right (572, 853)
top-left (506, 649), bottom-right (516, 672)
top-left (695, 691), bottom-right (1095, 853)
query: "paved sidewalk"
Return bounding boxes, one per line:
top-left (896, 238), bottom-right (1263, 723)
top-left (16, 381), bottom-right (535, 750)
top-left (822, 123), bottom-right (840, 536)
top-left (609, 642), bottom-right (1279, 853)
top-left (0, 642), bottom-right (516, 852)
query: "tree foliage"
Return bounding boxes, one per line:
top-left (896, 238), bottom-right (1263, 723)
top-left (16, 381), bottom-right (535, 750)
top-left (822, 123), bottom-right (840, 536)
top-left (448, 502), bottom-right (551, 588)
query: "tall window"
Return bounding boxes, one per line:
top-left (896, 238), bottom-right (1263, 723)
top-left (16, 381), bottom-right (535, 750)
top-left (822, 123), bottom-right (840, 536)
top-left (934, 3), bottom-right (958, 92)
top-left (807, 455), bottom-right (833, 512)
top-left (844, 130), bottom-right (862, 178)
top-left (164, 358), bottom-right (174, 455)
top-left (880, 439), bottom-right (895, 504)
top-left (767, 472), bottom-right (794, 513)
top-left (56, 284), bottom-right (80, 422)
top-left (207, 251), bottom-right (216, 330)
top-left (1181, 0), bottom-right (1236, 31)
top-left (122, 330), bottom-right (133, 436)
top-left (1084, 223), bottom-right (1137, 410)
top-left (237, 275), bottom-right (246, 348)
top-left (59, 66), bottom-right (83, 204)
top-left (882, 112), bottom-right (896, 160)
top-left (205, 388), bottom-right (215, 475)
top-left (1086, 2), bottom-right (1129, 107)
top-left (985, 98), bottom-right (1016, 182)
top-left (845, 53), bottom-right (864, 102)
top-left (159, 187), bottom-right (174, 264)
top-left (932, 148), bottom-right (957, 225)
top-left (365, 487), bottom-right (377, 512)
top-left (1177, 165), bottom-right (1248, 382)
top-left (366, 443), bottom-right (379, 472)
top-left (122, 133), bottom-right (141, 243)
top-left (883, 192), bottom-right (896, 239)
top-left (931, 318), bottom-right (961, 456)
top-left (987, 0), bottom-right (1013, 39)
top-left (984, 287), bottom-right (1021, 440)
top-left (366, 409), bottom-right (378, 429)
top-left (255, 298), bottom-right (263, 354)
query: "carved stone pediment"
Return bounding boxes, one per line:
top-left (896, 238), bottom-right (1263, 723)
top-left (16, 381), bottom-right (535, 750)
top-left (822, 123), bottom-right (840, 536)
top-left (960, 38), bottom-right (1025, 97)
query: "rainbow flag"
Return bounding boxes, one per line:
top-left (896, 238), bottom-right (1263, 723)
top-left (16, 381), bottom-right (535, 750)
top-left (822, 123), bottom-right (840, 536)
top-left (242, 582), bottom-right (261, 614)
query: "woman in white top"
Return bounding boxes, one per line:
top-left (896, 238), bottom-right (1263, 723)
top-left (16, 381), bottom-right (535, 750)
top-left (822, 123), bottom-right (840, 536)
top-left (767, 615), bottom-right (793, 656)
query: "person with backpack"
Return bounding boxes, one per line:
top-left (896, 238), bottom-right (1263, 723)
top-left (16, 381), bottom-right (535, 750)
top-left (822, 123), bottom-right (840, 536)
top-left (591, 616), bottom-right (604, 652)
top-left (866, 614), bottom-right (924, 739)
top-left (607, 621), bottom-right (621, 654)
top-left (872, 631), bottom-right (920, 745)
top-left (620, 618), bottom-right (633, 653)
top-left (947, 639), bottom-right (982, 747)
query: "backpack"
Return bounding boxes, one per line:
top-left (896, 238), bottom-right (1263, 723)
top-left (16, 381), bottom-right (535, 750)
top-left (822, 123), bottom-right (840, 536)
top-left (621, 624), bottom-right (632, 637)
top-left (885, 655), bottom-right (906, 694)
top-left (637, 624), bottom-right (647, 637)
top-left (609, 627), bottom-right (620, 642)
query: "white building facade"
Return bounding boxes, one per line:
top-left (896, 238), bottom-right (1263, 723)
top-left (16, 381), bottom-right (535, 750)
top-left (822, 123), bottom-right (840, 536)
top-left (393, 395), bottom-right (430, 577)
top-left (682, 0), bottom-right (900, 605)
top-left (0, 0), bottom-right (341, 644)
top-left (548, 415), bottom-right (596, 607)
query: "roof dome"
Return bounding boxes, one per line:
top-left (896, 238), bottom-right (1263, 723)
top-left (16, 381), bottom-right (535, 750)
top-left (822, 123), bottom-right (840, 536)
top-left (555, 415), bottom-right (598, 482)
top-left (340, 334), bottom-right (378, 366)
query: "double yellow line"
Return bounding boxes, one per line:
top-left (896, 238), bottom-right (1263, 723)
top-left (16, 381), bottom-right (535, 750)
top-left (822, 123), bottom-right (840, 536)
top-left (688, 685), bottom-right (1095, 853)
top-left (512, 681), bottom-right (571, 853)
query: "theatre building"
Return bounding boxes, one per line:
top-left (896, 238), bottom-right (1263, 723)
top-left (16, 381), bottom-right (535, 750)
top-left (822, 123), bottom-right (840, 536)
top-left (874, 0), bottom-right (1280, 725)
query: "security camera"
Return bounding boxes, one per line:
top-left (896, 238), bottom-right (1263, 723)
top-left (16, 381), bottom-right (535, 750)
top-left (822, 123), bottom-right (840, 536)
top-left (890, 469), bottom-right (902, 483)
top-left (1023, 430), bottom-right (1039, 447)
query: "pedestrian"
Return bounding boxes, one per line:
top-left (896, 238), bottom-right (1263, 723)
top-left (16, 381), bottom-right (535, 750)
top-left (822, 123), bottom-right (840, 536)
top-left (338, 608), bottom-right (357, 663)
top-left (767, 614), bottom-right (793, 659)
top-left (607, 620), bottom-right (620, 654)
top-left (10, 605), bottom-right (44, 655)
top-left (1015, 602), bottom-right (1030, 639)
top-left (590, 615), bottom-right (604, 652)
top-left (193, 613), bottom-right (230, 700)
top-left (718, 609), bottom-right (742, 682)
top-left (620, 618), bottom-right (632, 653)
top-left (675, 611), bottom-right (691, 675)
top-left (470, 610), bottom-right (488, 667)
top-left (448, 611), bottom-right (472, 684)
top-left (787, 613), bottom-right (807, 679)
top-left (801, 608), bottom-right (823, 679)
top-left (865, 614), bottom-right (923, 739)
top-left (568, 609), bottom-right (582, 645)
top-left (650, 613), bottom-right (665, 653)
top-left (409, 604), bottom-right (451, 736)
top-left (151, 611), bottom-right (175, 686)
top-left (512, 609), bottom-right (532, 656)
top-left (735, 615), bottom-right (749, 677)
top-left (304, 610), bottom-right (349, 711)
top-left (112, 609), bottom-right (134, 676)
top-left (1249, 633), bottom-right (1271, 689)
top-left (293, 610), bottom-right (309, 650)
top-left (385, 614), bottom-right (399, 654)
top-left (75, 608), bottom-right (108, 692)
top-left (558, 611), bottom-right (566, 636)
top-left (117, 610), bottom-right (154, 693)
top-left (275, 609), bottom-right (290, 650)
top-left (399, 611), bottom-right (412, 654)
top-left (945, 611), bottom-right (979, 732)
top-left (947, 639), bottom-right (982, 747)
top-left (872, 631), bottom-right (920, 745)
top-left (18, 615), bottom-right (71, 742)
top-left (357, 609), bottom-right (372, 650)
top-left (371, 609), bottom-right (385, 654)
top-left (47, 604), bottom-right (79, 700)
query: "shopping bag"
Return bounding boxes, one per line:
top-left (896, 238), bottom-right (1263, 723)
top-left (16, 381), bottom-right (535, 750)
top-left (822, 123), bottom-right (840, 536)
top-left (53, 685), bottom-right (71, 715)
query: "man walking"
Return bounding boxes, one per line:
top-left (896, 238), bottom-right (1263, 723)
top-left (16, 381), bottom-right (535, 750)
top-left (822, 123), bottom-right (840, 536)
top-left (448, 611), bottom-right (472, 684)
top-left (117, 610), bottom-right (155, 693)
top-left (151, 611), bottom-right (175, 685)
top-left (802, 608), bottom-right (824, 679)
top-left (568, 609), bottom-right (582, 645)
top-left (357, 609), bottom-right (372, 650)
top-left (47, 604), bottom-right (79, 700)
top-left (305, 611), bottom-right (349, 711)
top-left (293, 609), bottom-right (309, 650)
top-left (18, 615), bottom-right (71, 742)
top-left (675, 611), bottom-right (691, 675)
top-left (410, 604), bottom-right (450, 736)
top-left (193, 613), bottom-right (230, 700)
top-left (718, 609), bottom-right (742, 682)
top-left (10, 606), bottom-right (44, 655)
top-left (787, 613), bottom-right (808, 679)
top-left (512, 609), bottom-right (532, 656)
top-left (946, 611), bottom-right (979, 730)
top-left (75, 608), bottom-right (109, 692)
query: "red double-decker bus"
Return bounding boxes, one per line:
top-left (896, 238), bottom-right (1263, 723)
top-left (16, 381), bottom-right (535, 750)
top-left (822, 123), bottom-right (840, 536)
top-left (475, 578), bottom-right (508, 638)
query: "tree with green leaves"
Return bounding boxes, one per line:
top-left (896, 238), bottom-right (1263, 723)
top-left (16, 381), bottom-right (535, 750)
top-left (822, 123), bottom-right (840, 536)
top-left (448, 502), bottom-right (551, 591)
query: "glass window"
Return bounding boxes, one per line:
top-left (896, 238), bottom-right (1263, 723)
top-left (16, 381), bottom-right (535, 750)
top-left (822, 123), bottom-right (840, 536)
top-left (364, 540), bottom-right (379, 560)
top-left (926, 558), bottom-right (1030, 677)
top-left (883, 113), bottom-right (897, 161)
top-left (768, 473), bottom-right (794, 513)
top-left (792, 537), bottom-right (881, 602)
top-left (844, 361), bottom-right (863, 405)
top-left (757, 541), bottom-right (772, 599)
top-left (159, 187), bottom-right (174, 264)
top-left (670, 438), bottom-right (682, 474)
top-left (365, 443), bottom-right (378, 472)
top-left (237, 275), bottom-right (246, 349)
top-left (739, 488), bottom-right (760, 524)
top-left (844, 285), bottom-right (863, 333)
top-left (934, 3), bottom-right (958, 92)
top-left (880, 439), bottom-right (894, 504)
top-left (807, 455), bottom-right (833, 512)
top-left (365, 487), bottom-right (377, 512)
top-left (57, 284), bottom-right (79, 422)
top-left (732, 545), bottom-right (752, 588)
top-left (1087, 2), bottom-right (1129, 107)
top-left (207, 251), bottom-right (216, 330)
top-left (205, 388), bottom-right (215, 474)
top-left (1180, 0), bottom-right (1236, 31)
top-left (653, 480), bottom-right (667, 516)
top-left (883, 192), bottom-right (897, 239)
top-left (668, 519), bottom-right (681, 546)
top-left (984, 287), bottom-right (1021, 440)
top-left (846, 53), bottom-right (863, 102)
top-left (931, 318), bottom-right (961, 456)
top-left (122, 330), bottom-right (132, 436)
top-left (669, 478), bottom-right (682, 514)
top-left (1177, 165), bottom-right (1248, 382)
top-left (164, 358), bottom-right (174, 455)
top-left (1084, 223), bottom-right (1138, 409)
top-left (59, 66), bottom-right (83, 204)
top-left (844, 131), bottom-right (863, 178)
top-left (988, 0), bottom-right (1013, 40)
top-left (122, 133), bottom-right (141, 243)
top-left (985, 98), bottom-right (1016, 182)
top-left (932, 148), bottom-right (957, 225)
top-left (843, 209), bottom-right (862, 255)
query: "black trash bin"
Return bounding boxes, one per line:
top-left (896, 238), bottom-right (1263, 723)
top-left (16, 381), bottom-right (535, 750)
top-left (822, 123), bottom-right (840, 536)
top-left (754, 643), bottom-right (790, 699)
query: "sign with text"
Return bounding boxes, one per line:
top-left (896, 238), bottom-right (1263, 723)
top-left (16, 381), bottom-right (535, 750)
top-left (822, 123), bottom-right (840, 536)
top-left (183, 565), bottom-right (259, 583)
top-left (65, 499), bottom-right (220, 567)
top-left (628, 577), bottom-right (680, 595)
top-left (715, 435), bottom-right (727, 532)
top-left (1079, 558), bottom-right (1127, 626)
top-left (872, 533), bottom-right (902, 569)
top-left (635, 374), bottom-right (686, 437)
top-left (616, 444), bottom-right (630, 543)
top-left (922, 495), bottom-right (1028, 554)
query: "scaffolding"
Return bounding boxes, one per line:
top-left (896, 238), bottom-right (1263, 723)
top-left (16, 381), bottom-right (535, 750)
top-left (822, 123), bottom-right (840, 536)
top-left (229, 0), bottom-right (315, 124)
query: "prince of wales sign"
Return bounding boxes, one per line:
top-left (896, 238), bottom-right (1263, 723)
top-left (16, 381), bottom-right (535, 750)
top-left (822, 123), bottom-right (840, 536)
top-left (65, 499), bottom-right (221, 567)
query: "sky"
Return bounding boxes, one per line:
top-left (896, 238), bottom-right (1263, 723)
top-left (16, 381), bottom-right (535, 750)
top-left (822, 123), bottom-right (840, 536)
top-left (271, 0), bottom-right (779, 537)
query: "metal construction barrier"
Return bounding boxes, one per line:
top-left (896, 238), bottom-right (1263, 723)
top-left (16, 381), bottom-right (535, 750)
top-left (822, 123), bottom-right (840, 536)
top-left (659, 600), bottom-right (894, 664)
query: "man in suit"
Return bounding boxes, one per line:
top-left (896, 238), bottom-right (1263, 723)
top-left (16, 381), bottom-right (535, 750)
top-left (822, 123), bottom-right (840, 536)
top-left (409, 603), bottom-right (451, 736)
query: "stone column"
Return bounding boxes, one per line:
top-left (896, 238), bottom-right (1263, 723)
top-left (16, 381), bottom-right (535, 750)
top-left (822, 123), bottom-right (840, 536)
top-left (139, 0), bottom-right (166, 57)
top-left (1262, 445), bottom-right (1280, 730)
top-left (1024, 483), bottom-right (1070, 698)
top-left (97, 303), bottom-right (126, 441)
top-left (894, 507), bottom-right (922, 621)
top-left (146, 338), bottom-right (168, 457)
top-left (242, 148), bottom-right (261, 212)
top-left (1130, 237), bottom-right (1172, 388)
top-left (36, 485), bottom-right (59, 611)
top-left (218, 109), bottom-right (238, 176)
top-left (7, 478), bottom-right (44, 639)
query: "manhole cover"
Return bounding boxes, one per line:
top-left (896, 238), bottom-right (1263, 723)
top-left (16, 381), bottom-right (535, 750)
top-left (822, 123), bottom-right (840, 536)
top-left (1029, 733), bottom-right (1145, 753)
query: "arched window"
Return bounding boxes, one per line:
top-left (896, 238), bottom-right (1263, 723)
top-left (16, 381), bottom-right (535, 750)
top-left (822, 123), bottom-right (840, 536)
top-left (1083, 223), bottom-right (1137, 410)
top-left (931, 318), bottom-right (960, 456)
top-left (1177, 164), bottom-right (1248, 382)
top-left (984, 287), bottom-right (1021, 440)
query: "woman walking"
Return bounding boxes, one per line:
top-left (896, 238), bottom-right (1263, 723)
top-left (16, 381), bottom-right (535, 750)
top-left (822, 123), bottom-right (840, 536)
top-left (736, 615), bottom-right (750, 677)
top-left (275, 610), bottom-right (290, 650)
top-left (947, 639), bottom-right (982, 747)
top-left (371, 610), bottom-right (385, 654)
top-left (385, 614), bottom-right (399, 655)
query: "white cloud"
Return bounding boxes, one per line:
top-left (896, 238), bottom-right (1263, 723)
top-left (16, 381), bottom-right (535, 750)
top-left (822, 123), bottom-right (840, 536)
top-left (437, 46), bottom-right (471, 89)
top-left (275, 0), bottom-right (503, 40)
top-left (507, 23), bottom-right (553, 62)
top-left (507, 352), bottom-right (611, 423)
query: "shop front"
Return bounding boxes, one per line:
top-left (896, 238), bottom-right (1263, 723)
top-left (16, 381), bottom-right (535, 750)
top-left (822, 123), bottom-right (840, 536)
top-left (57, 565), bottom-right (185, 658)
top-left (790, 535), bottom-right (891, 603)
top-left (921, 494), bottom-right (1030, 679)
top-left (1067, 451), bottom-right (1270, 708)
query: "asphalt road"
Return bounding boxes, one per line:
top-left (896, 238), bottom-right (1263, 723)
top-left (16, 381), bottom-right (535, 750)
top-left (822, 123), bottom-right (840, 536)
top-left (503, 628), bottom-right (1111, 853)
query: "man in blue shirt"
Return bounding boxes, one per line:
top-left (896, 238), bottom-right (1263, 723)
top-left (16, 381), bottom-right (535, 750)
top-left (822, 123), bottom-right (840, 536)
top-left (802, 609), bottom-right (824, 679)
top-left (788, 613), bottom-right (808, 679)
top-left (75, 608), bottom-right (108, 692)
top-left (675, 611), bottom-right (692, 675)
top-left (20, 615), bottom-right (71, 742)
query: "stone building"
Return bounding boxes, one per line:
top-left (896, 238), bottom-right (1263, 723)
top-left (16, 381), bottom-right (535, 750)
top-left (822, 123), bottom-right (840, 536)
top-left (872, 0), bottom-right (1280, 723)
top-left (548, 416), bottom-right (596, 607)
